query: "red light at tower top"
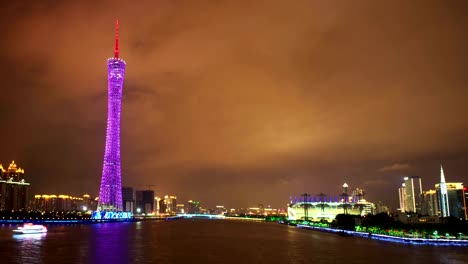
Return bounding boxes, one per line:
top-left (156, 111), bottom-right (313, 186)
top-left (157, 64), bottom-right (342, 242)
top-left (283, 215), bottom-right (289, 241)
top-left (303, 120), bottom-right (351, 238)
top-left (114, 19), bottom-right (119, 58)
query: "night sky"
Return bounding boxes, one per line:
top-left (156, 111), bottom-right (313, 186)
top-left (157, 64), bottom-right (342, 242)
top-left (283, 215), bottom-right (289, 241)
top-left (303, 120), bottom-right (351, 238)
top-left (1, 1), bottom-right (467, 209)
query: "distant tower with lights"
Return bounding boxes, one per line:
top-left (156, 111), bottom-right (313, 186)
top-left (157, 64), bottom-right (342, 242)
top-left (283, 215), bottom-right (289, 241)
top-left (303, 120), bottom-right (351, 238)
top-left (97, 20), bottom-right (126, 212)
top-left (438, 164), bottom-right (450, 217)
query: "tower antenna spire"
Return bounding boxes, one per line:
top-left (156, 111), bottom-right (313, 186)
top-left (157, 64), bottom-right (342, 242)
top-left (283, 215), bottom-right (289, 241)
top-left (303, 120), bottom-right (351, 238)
top-left (114, 19), bottom-right (119, 58)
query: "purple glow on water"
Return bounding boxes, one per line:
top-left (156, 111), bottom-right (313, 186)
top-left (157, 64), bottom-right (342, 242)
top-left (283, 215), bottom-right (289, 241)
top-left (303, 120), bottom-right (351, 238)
top-left (97, 58), bottom-right (126, 211)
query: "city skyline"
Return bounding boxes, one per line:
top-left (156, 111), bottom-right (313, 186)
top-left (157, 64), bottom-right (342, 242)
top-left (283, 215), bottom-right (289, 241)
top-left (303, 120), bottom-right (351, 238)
top-left (1, 1), bottom-right (467, 209)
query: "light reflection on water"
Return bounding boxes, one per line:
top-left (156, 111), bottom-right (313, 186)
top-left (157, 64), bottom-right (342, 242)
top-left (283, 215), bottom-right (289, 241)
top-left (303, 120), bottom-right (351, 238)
top-left (90, 223), bottom-right (132, 264)
top-left (13, 233), bottom-right (46, 264)
top-left (1, 220), bottom-right (468, 263)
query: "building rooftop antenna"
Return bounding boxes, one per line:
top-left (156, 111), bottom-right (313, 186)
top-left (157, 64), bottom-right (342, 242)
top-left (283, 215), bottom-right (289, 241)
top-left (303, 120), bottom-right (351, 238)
top-left (114, 19), bottom-right (119, 58)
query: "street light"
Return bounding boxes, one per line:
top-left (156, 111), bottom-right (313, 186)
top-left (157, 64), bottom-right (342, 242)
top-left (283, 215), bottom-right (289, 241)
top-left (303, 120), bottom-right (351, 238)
top-left (137, 208), bottom-right (141, 214)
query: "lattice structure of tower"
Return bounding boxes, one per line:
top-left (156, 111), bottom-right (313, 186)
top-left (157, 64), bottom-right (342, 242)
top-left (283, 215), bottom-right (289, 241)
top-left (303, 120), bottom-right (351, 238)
top-left (97, 20), bottom-right (126, 212)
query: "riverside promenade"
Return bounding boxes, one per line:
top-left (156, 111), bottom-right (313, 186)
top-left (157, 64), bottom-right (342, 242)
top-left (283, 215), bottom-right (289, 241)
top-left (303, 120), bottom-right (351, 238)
top-left (296, 224), bottom-right (468, 246)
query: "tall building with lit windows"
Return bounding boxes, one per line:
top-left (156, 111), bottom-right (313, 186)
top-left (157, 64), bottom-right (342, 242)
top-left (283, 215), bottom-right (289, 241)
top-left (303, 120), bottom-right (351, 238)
top-left (157, 195), bottom-right (177, 214)
top-left (187, 200), bottom-right (200, 214)
top-left (32, 194), bottom-right (92, 211)
top-left (0, 161), bottom-right (30, 211)
top-left (136, 190), bottom-right (155, 214)
top-left (437, 165), bottom-right (450, 217)
top-left (398, 183), bottom-right (406, 212)
top-left (463, 185), bottom-right (468, 220)
top-left (436, 182), bottom-right (464, 219)
top-left (421, 189), bottom-right (438, 216)
top-left (122, 187), bottom-right (135, 213)
top-left (400, 176), bottom-right (422, 213)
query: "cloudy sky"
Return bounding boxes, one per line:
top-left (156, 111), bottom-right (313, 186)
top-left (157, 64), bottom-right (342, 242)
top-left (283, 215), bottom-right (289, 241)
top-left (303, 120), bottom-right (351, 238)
top-left (1, 0), bottom-right (467, 209)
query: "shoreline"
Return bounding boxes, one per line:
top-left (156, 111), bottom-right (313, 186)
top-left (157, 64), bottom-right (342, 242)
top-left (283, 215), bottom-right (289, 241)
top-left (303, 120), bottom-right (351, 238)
top-left (296, 224), bottom-right (468, 246)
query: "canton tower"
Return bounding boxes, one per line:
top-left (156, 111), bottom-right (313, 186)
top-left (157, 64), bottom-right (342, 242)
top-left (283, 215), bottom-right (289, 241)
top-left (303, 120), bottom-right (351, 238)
top-left (97, 20), bottom-right (126, 211)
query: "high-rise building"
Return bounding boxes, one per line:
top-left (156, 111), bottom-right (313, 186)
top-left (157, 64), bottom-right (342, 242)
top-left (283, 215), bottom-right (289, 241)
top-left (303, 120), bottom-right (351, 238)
top-left (82, 194), bottom-right (97, 211)
top-left (156, 195), bottom-right (178, 214)
top-left (436, 182), bottom-right (464, 219)
top-left (463, 185), bottom-right (468, 220)
top-left (158, 198), bottom-right (166, 214)
top-left (176, 204), bottom-right (185, 214)
top-left (421, 190), bottom-right (438, 216)
top-left (438, 165), bottom-right (450, 217)
top-left (187, 200), bottom-right (200, 214)
top-left (122, 187), bottom-right (135, 213)
top-left (398, 183), bottom-right (406, 212)
top-left (97, 20), bottom-right (126, 212)
top-left (401, 176), bottom-right (422, 213)
top-left (0, 161), bottom-right (30, 211)
top-left (136, 190), bottom-right (155, 214)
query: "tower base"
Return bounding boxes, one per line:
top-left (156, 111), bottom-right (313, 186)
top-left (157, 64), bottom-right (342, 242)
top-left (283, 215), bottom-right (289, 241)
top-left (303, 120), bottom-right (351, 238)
top-left (91, 211), bottom-right (133, 220)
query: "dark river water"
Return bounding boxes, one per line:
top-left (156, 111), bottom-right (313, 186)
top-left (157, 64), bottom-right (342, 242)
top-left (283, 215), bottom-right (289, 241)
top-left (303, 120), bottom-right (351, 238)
top-left (0, 220), bottom-right (467, 264)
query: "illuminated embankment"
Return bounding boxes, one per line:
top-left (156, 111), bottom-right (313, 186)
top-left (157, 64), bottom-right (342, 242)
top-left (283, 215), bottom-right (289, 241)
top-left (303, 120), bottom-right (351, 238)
top-left (296, 224), bottom-right (468, 246)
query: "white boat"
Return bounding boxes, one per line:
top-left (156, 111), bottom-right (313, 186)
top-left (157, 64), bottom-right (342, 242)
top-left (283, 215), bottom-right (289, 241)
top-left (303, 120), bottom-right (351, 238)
top-left (13, 223), bottom-right (48, 234)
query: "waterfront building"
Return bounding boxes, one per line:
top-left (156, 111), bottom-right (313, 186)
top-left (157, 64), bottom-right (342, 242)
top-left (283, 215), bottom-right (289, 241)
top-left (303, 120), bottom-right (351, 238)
top-left (32, 194), bottom-right (92, 211)
top-left (287, 194), bottom-right (368, 222)
top-left (96, 20), bottom-right (126, 212)
top-left (437, 165), bottom-right (450, 217)
top-left (0, 161), bottom-right (30, 211)
top-left (187, 200), bottom-right (200, 214)
top-left (176, 204), bottom-right (185, 214)
top-left (136, 190), bottom-right (155, 214)
top-left (214, 205), bottom-right (227, 215)
top-left (155, 195), bottom-right (177, 214)
top-left (264, 206), bottom-right (281, 216)
top-left (157, 197), bottom-right (166, 214)
top-left (155, 197), bottom-right (163, 213)
top-left (246, 207), bottom-right (262, 215)
top-left (122, 187), bottom-right (135, 213)
top-left (421, 189), bottom-right (439, 216)
top-left (82, 194), bottom-right (98, 211)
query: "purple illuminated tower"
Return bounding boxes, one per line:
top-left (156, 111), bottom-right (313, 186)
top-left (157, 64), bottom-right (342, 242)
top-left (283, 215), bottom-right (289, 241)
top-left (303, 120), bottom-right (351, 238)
top-left (97, 20), bottom-right (126, 211)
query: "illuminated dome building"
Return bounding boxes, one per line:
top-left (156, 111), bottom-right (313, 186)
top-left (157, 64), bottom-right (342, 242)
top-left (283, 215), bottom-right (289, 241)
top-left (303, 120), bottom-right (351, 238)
top-left (0, 161), bottom-right (30, 211)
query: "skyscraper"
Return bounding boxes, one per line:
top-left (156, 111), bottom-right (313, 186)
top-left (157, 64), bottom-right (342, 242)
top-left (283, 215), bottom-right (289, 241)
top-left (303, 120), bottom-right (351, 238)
top-left (435, 182), bottom-right (464, 219)
top-left (398, 183), bottom-right (406, 212)
top-left (421, 189), bottom-right (439, 216)
top-left (97, 20), bottom-right (126, 212)
top-left (136, 190), bottom-right (155, 214)
top-left (400, 176), bottom-right (422, 213)
top-left (122, 187), bottom-right (135, 213)
top-left (438, 165), bottom-right (450, 217)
